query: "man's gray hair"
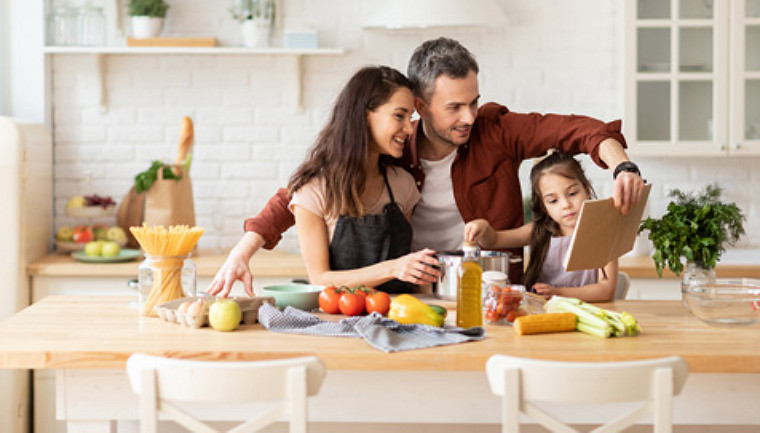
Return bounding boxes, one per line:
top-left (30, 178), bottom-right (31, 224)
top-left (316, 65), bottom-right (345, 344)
top-left (407, 37), bottom-right (479, 102)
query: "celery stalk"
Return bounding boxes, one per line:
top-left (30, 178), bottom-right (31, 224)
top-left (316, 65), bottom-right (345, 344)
top-left (545, 295), bottom-right (641, 338)
top-left (577, 321), bottom-right (612, 338)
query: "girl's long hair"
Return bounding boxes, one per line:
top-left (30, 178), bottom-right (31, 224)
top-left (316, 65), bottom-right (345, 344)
top-left (523, 150), bottom-right (595, 289)
top-left (287, 66), bottom-right (412, 218)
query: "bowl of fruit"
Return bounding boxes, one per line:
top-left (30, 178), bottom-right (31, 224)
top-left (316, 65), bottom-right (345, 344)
top-left (56, 224), bottom-right (128, 253)
top-left (65, 194), bottom-right (116, 218)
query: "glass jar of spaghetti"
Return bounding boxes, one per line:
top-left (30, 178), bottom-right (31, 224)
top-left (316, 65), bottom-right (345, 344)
top-left (138, 254), bottom-right (196, 316)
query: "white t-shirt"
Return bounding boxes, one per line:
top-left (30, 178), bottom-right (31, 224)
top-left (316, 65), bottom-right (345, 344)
top-left (411, 150), bottom-right (464, 252)
top-left (289, 166), bottom-right (420, 242)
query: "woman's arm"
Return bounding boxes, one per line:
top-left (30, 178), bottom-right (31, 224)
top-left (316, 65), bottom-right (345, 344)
top-left (532, 259), bottom-right (618, 302)
top-left (294, 205), bottom-right (438, 288)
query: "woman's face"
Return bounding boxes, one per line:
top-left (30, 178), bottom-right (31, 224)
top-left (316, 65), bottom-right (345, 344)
top-left (538, 172), bottom-right (590, 236)
top-left (367, 87), bottom-right (415, 159)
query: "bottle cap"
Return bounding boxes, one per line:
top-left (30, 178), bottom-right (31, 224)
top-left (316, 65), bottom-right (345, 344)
top-left (462, 242), bottom-right (478, 253)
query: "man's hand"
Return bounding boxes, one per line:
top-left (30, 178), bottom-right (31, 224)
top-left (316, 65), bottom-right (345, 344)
top-left (612, 171), bottom-right (646, 215)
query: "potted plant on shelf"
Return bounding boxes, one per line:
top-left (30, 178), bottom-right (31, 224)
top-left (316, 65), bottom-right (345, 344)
top-left (638, 184), bottom-right (745, 304)
top-left (128, 0), bottom-right (170, 39)
top-left (230, 0), bottom-right (276, 48)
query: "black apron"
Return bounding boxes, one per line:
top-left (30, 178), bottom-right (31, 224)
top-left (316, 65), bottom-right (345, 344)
top-left (328, 168), bottom-right (415, 293)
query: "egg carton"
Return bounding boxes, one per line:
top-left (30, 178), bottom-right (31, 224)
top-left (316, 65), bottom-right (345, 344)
top-left (155, 296), bottom-right (275, 329)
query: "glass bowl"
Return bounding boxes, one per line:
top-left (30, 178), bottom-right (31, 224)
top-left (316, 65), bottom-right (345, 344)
top-left (683, 279), bottom-right (760, 327)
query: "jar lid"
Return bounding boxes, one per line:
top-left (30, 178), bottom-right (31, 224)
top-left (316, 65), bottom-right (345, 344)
top-left (482, 270), bottom-right (508, 282)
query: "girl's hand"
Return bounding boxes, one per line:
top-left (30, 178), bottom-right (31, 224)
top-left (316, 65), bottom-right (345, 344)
top-left (392, 248), bottom-right (440, 285)
top-left (206, 252), bottom-right (254, 298)
top-left (464, 219), bottom-right (495, 248)
top-left (532, 283), bottom-right (558, 300)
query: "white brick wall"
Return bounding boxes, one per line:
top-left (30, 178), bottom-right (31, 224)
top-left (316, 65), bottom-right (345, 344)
top-left (51, 0), bottom-right (759, 252)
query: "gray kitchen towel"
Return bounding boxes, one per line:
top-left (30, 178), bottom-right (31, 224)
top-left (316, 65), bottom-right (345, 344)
top-left (258, 303), bottom-right (485, 353)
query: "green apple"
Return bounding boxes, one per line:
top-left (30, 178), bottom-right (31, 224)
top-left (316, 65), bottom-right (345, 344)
top-left (93, 225), bottom-right (109, 240)
top-left (208, 299), bottom-right (242, 332)
top-left (100, 241), bottom-right (121, 258)
top-left (105, 226), bottom-right (127, 244)
top-left (56, 226), bottom-right (74, 242)
top-left (84, 241), bottom-right (103, 257)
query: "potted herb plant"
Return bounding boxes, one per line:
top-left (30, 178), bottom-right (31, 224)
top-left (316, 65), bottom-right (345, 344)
top-left (128, 0), bottom-right (170, 39)
top-left (230, 0), bottom-right (276, 48)
top-left (638, 184), bottom-right (745, 304)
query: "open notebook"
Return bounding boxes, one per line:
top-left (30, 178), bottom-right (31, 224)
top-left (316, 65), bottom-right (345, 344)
top-left (563, 184), bottom-right (652, 272)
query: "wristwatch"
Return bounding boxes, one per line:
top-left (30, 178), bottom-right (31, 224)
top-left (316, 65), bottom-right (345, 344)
top-left (613, 161), bottom-right (641, 179)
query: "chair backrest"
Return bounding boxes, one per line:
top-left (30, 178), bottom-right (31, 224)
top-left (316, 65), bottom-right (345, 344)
top-left (126, 354), bottom-right (326, 433)
top-left (486, 355), bottom-right (689, 433)
top-left (615, 271), bottom-right (631, 300)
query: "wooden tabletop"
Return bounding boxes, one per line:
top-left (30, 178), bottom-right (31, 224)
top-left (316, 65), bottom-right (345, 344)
top-left (26, 249), bottom-right (307, 278)
top-left (1, 296), bottom-right (759, 373)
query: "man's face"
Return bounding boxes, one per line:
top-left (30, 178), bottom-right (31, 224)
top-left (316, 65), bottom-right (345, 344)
top-left (416, 70), bottom-right (480, 147)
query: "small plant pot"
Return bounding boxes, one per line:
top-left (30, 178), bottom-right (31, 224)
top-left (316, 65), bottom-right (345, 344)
top-left (241, 19), bottom-right (272, 48)
top-left (131, 16), bottom-right (164, 38)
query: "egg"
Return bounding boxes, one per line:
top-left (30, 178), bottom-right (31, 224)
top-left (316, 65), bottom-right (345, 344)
top-left (177, 301), bottom-right (192, 315)
top-left (186, 299), bottom-right (205, 318)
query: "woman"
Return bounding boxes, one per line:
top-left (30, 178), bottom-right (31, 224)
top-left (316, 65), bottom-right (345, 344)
top-left (287, 66), bottom-right (438, 293)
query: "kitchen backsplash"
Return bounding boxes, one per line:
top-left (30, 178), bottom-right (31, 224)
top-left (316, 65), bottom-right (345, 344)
top-left (51, 0), bottom-right (759, 251)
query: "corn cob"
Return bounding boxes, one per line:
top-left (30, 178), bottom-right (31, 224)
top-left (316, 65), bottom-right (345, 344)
top-left (513, 313), bottom-right (577, 335)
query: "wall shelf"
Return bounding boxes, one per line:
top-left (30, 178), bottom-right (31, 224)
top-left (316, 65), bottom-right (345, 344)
top-left (43, 46), bottom-right (346, 110)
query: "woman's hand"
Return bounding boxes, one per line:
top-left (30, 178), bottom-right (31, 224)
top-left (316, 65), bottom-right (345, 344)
top-left (532, 283), bottom-right (559, 300)
top-left (205, 232), bottom-right (264, 298)
top-left (206, 252), bottom-right (253, 298)
top-left (392, 248), bottom-right (440, 285)
top-left (464, 219), bottom-right (495, 248)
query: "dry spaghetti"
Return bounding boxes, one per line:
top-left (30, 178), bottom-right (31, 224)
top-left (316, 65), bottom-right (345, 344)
top-left (131, 224), bottom-right (204, 316)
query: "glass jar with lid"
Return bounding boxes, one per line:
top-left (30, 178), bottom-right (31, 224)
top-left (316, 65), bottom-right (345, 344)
top-left (77, 3), bottom-right (106, 46)
top-left (47, 6), bottom-right (77, 45)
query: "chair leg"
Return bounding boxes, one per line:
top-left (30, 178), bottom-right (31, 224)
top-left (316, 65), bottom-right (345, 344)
top-left (287, 366), bottom-right (308, 433)
top-left (503, 368), bottom-right (520, 433)
top-left (139, 369), bottom-right (158, 433)
top-left (653, 367), bottom-right (674, 433)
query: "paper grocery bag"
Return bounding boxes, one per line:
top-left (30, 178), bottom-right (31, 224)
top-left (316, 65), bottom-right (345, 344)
top-left (116, 165), bottom-right (195, 248)
top-left (144, 166), bottom-right (196, 229)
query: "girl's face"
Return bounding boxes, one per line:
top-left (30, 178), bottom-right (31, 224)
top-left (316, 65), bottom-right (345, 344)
top-left (538, 172), bottom-right (590, 236)
top-left (367, 87), bottom-right (415, 159)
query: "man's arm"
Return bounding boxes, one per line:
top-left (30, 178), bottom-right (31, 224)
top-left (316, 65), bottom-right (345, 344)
top-left (243, 187), bottom-right (296, 249)
top-left (597, 138), bottom-right (646, 215)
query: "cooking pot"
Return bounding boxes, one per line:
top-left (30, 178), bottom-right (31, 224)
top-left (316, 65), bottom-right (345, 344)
top-left (434, 250), bottom-right (511, 300)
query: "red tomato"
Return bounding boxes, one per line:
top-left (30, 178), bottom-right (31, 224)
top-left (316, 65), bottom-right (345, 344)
top-left (318, 286), bottom-right (342, 314)
top-left (365, 291), bottom-right (391, 315)
top-left (353, 287), bottom-right (368, 301)
top-left (505, 310), bottom-right (518, 323)
top-left (339, 292), bottom-right (365, 316)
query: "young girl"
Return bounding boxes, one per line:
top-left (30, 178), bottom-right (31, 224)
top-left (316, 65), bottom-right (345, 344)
top-left (287, 66), bottom-right (439, 293)
top-left (464, 150), bottom-right (617, 302)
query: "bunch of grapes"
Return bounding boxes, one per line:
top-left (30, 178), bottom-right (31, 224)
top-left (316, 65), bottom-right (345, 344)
top-left (84, 194), bottom-right (115, 208)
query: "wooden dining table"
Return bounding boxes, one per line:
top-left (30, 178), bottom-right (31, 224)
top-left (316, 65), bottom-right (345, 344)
top-left (1, 296), bottom-right (759, 431)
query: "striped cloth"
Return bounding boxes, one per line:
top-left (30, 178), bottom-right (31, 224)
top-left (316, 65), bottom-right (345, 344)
top-left (258, 303), bottom-right (485, 353)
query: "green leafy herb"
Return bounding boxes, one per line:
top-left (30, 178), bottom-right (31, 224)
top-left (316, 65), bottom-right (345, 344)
top-left (638, 184), bottom-right (745, 276)
top-left (134, 160), bottom-right (180, 194)
top-left (128, 0), bottom-right (169, 18)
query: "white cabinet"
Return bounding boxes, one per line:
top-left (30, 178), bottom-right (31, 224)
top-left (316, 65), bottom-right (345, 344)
top-left (624, 0), bottom-right (760, 156)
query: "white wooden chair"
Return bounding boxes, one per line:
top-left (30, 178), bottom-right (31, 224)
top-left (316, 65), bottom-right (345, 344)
top-left (126, 353), bottom-right (326, 433)
top-left (615, 271), bottom-right (631, 300)
top-left (486, 355), bottom-right (689, 433)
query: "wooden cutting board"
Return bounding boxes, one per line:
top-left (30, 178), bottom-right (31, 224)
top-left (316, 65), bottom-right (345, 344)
top-left (127, 37), bottom-right (217, 47)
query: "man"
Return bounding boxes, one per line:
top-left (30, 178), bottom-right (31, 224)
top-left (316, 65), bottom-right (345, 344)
top-left (207, 37), bottom-right (645, 297)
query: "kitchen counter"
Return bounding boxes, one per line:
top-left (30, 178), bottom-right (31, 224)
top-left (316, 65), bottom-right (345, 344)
top-left (2, 296), bottom-right (759, 431)
top-left (619, 253), bottom-right (760, 279)
top-left (27, 248), bottom-right (307, 278)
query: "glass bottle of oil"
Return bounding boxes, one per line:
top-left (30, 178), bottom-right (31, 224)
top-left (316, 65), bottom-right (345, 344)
top-left (457, 242), bottom-right (483, 328)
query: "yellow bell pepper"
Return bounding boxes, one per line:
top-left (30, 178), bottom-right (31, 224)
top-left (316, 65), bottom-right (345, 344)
top-left (388, 294), bottom-right (445, 327)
